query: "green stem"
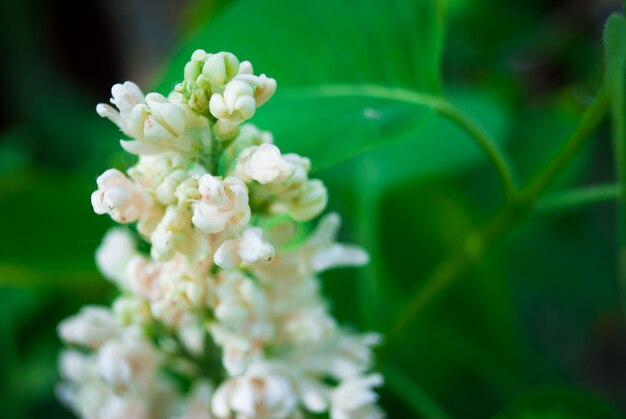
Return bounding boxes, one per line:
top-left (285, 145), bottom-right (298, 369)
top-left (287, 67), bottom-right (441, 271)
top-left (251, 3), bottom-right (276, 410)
top-left (520, 92), bottom-right (608, 202)
top-left (210, 139), bottom-right (223, 175)
top-left (280, 85), bottom-right (517, 199)
top-left (536, 183), bottom-right (621, 212)
top-left (436, 100), bottom-right (518, 201)
top-left (356, 179), bottom-right (383, 329)
top-left (383, 90), bottom-right (608, 350)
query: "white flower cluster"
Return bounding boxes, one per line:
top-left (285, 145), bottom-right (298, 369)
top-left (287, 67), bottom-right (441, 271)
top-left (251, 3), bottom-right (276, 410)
top-left (58, 50), bottom-right (383, 419)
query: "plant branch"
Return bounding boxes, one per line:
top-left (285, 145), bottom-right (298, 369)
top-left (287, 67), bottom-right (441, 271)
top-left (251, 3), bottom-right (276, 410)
top-left (435, 100), bottom-right (517, 201)
top-left (536, 183), bottom-right (621, 212)
top-left (383, 90), bottom-right (608, 351)
top-left (520, 92), bottom-right (608, 203)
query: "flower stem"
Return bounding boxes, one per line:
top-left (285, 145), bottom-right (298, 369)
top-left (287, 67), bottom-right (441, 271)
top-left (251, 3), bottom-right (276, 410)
top-left (210, 139), bottom-right (223, 175)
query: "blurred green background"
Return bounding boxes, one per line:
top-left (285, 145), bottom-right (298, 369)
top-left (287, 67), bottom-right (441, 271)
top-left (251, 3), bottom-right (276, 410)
top-left (1, 0), bottom-right (626, 417)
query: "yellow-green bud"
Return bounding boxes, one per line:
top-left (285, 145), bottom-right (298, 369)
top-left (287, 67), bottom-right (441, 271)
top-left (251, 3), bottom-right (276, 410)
top-left (202, 52), bottom-right (240, 89)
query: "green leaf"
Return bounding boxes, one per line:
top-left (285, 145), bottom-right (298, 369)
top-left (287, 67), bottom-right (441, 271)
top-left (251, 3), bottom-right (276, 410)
top-left (370, 182), bottom-right (524, 417)
top-left (255, 88), bottom-right (437, 172)
top-left (324, 87), bottom-right (510, 187)
top-left (508, 98), bottom-right (592, 191)
top-left (158, 0), bottom-right (445, 92)
top-left (493, 385), bottom-right (624, 419)
top-left (316, 87), bottom-right (510, 330)
top-left (156, 0), bottom-right (448, 170)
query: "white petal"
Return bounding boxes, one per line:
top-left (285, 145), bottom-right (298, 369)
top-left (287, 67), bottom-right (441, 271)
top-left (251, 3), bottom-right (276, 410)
top-left (119, 140), bottom-right (164, 155)
top-left (214, 240), bottom-right (241, 269)
top-left (312, 244), bottom-right (369, 272)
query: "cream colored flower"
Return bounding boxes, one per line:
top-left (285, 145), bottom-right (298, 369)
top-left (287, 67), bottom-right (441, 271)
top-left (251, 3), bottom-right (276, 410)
top-left (209, 80), bottom-right (256, 125)
top-left (62, 50), bottom-right (384, 419)
top-left (125, 256), bottom-right (163, 300)
top-left (214, 227), bottom-right (275, 268)
top-left (152, 206), bottom-right (211, 261)
top-left (284, 179), bottom-right (328, 221)
top-left (212, 362), bottom-right (297, 419)
top-left (209, 270), bottom-right (274, 375)
top-left (95, 228), bottom-right (137, 285)
top-left (202, 52), bottom-right (240, 91)
top-left (236, 144), bottom-right (295, 184)
top-left (192, 175), bottom-right (250, 234)
top-left (122, 93), bottom-right (192, 156)
top-left (329, 375), bottom-right (383, 419)
top-left (91, 169), bottom-right (150, 224)
top-left (254, 213), bottom-right (368, 282)
top-left (97, 337), bottom-right (158, 391)
top-left (58, 306), bottom-right (118, 350)
top-left (234, 72), bottom-right (277, 107)
top-left (96, 81), bottom-right (145, 136)
top-left (159, 253), bottom-right (207, 308)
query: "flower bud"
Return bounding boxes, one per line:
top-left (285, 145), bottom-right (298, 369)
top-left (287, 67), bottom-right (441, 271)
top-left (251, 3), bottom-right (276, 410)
top-left (184, 49), bottom-right (208, 82)
top-left (58, 350), bottom-right (93, 382)
top-left (91, 169), bottom-right (150, 224)
top-left (112, 296), bottom-right (152, 327)
top-left (202, 52), bottom-right (240, 89)
top-left (330, 374), bottom-right (383, 419)
top-left (235, 73), bottom-right (277, 107)
top-left (214, 227), bottom-right (274, 268)
top-left (95, 228), bottom-right (137, 285)
top-left (213, 118), bottom-right (240, 140)
top-left (97, 338), bottom-right (158, 391)
top-left (254, 74), bottom-right (277, 107)
top-left (151, 206), bottom-right (193, 261)
top-left (58, 306), bottom-right (117, 349)
top-left (212, 363), bottom-right (297, 418)
top-left (96, 82), bottom-right (145, 136)
top-left (237, 60), bottom-right (254, 76)
top-left (192, 175), bottom-right (250, 234)
top-left (288, 179), bottom-right (328, 221)
top-left (122, 94), bottom-right (192, 156)
top-left (238, 227), bottom-right (275, 264)
top-left (236, 144), bottom-right (295, 184)
top-left (209, 80), bottom-right (256, 124)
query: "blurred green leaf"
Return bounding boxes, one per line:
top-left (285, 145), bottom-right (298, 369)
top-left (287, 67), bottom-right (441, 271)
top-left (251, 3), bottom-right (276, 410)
top-left (355, 182), bottom-right (523, 417)
top-left (316, 87), bottom-right (510, 329)
top-left (157, 0), bottom-right (450, 170)
top-left (159, 0), bottom-right (445, 92)
top-left (493, 385), bottom-right (624, 419)
top-left (0, 169), bottom-right (113, 295)
top-left (320, 87), bottom-right (510, 190)
top-left (256, 90), bottom-right (436, 172)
